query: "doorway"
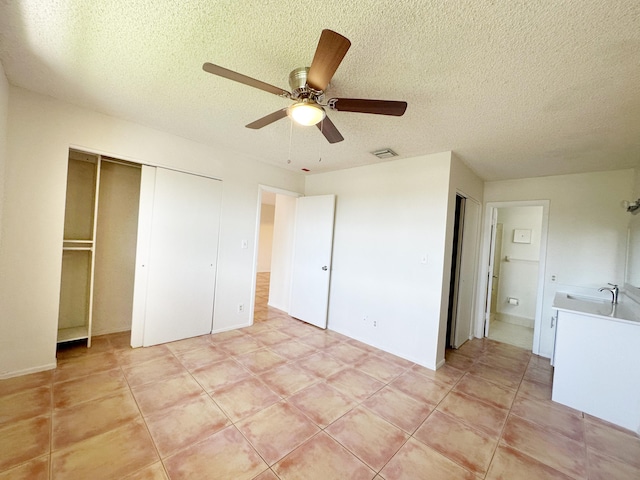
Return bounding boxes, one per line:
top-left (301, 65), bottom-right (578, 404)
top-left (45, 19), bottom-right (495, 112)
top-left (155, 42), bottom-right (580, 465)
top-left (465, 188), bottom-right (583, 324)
top-left (252, 187), bottom-right (300, 323)
top-left (478, 201), bottom-right (550, 354)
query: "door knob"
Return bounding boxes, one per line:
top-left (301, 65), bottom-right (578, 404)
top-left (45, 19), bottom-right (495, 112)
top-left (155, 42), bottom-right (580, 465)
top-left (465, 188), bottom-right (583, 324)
top-left (322, 266), bottom-right (328, 271)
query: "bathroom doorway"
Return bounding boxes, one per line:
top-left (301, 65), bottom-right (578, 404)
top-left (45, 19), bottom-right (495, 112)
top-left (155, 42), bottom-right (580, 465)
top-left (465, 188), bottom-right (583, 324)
top-left (478, 201), bottom-right (549, 354)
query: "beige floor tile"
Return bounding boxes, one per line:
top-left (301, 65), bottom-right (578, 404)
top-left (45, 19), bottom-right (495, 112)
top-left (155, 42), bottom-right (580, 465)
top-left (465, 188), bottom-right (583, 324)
top-left (486, 444), bottom-right (574, 480)
top-left (516, 378), bottom-right (552, 401)
top-left (53, 352), bottom-right (119, 383)
top-left (165, 335), bottom-right (212, 355)
top-left (0, 455), bottom-right (49, 480)
top-left (510, 394), bottom-right (584, 442)
top-left (452, 373), bottom-right (516, 410)
top-left (122, 462), bottom-right (169, 480)
top-left (298, 352), bottom-right (346, 378)
top-left (273, 432), bottom-right (374, 480)
top-left (234, 348), bottom-right (288, 374)
top-left (587, 449), bottom-right (640, 480)
top-left (327, 368), bottom-right (385, 402)
top-left (324, 342), bottom-right (370, 363)
top-left (468, 361), bottom-right (523, 390)
top-left (252, 469), bottom-right (280, 480)
top-left (164, 425), bottom-right (267, 480)
top-left (250, 329), bottom-right (292, 346)
top-left (584, 420), bottom-right (640, 469)
top-left (501, 415), bottom-right (588, 478)
top-left (389, 371), bottom-right (450, 406)
top-left (0, 385), bottom-right (51, 426)
top-left (477, 351), bottom-right (530, 375)
top-left (297, 332), bottom-right (343, 349)
top-left (371, 350), bottom-right (415, 369)
top-left (268, 339), bottom-right (316, 359)
top-left (51, 419), bottom-right (158, 480)
top-left (242, 322), bottom-right (275, 336)
top-left (53, 369), bottom-right (128, 409)
top-left (326, 406), bottom-right (409, 471)
top-left (523, 364), bottom-right (554, 385)
top-left (207, 328), bottom-right (248, 344)
top-left (436, 391), bottom-right (508, 437)
top-left (354, 355), bottom-right (407, 383)
top-left (212, 377), bottom-right (280, 422)
top-left (145, 394), bottom-right (230, 457)
top-left (217, 335), bottom-right (265, 355)
top-left (288, 382), bottom-right (357, 428)
top-left (258, 363), bottom-right (319, 397)
top-left (415, 410), bottom-right (498, 476)
top-left (131, 372), bottom-right (203, 416)
top-left (172, 345), bottom-right (228, 371)
top-left (0, 370), bottom-right (53, 397)
top-left (122, 355), bottom-right (187, 387)
top-left (411, 363), bottom-right (464, 388)
top-left (52, 390), bottom-right (141, 450)
top-left (190, 358), bottom-right (251, 392)
top-left (444, 350), bottom-right (476, 371)
top-left (115, 344), bottom-right (172, 367)
top-left (0, 416), bottom-right (50, 472)
top-left (380, 437), bottom-right (476, 479)
top-left (236, 401), bottom-right (320, 465)
top-left (361, 386), bottom-right (433, 433)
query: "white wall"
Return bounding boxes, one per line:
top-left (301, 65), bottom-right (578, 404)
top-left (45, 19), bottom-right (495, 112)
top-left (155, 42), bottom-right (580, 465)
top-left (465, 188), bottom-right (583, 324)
top-left (0, 86), bottom-right (303, 377)
top-left (0, 62), bottom-right (9, 249)
top-left (496, 206), bottom-right (543, 321)
top-left (484, 169), bottom-right (634, 357)
top-left (257, 203), bottom-right (274, 273)
top-left (305, 152), bottom-right (483, 369)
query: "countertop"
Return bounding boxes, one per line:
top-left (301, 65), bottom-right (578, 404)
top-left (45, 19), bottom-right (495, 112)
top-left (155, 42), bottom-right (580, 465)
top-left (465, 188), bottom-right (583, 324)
top-left (553, 292), bottom-right (640, 325)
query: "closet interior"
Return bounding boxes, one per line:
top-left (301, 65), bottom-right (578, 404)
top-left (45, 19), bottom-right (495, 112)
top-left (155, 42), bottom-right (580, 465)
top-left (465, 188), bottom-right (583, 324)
top-left (57, 149), bottom-right (141, 347)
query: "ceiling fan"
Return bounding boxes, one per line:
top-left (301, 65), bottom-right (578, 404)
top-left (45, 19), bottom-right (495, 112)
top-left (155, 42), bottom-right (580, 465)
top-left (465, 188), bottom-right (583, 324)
top-left (202, 29), bottom-right (407, 144)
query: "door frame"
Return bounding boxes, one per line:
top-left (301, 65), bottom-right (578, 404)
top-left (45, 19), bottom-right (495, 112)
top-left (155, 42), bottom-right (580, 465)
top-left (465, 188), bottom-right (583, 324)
top-left (250, 185), bottom-right (302, 322)
top-left (474, 200), bottom-right (550, 354)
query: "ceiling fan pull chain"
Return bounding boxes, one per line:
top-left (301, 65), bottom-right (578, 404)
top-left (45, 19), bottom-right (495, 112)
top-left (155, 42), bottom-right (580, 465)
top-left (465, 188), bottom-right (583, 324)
top-left (318, 118), bottom-right (323, 162)
top-left (287, 118), bottom-right (293, 164)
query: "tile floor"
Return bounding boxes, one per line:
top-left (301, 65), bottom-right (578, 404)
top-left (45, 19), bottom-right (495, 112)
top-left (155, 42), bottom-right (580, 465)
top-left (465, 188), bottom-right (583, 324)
top-left (487, 313), bottom-right (534, 350)
top-left (1, 274), bottom-right (639, 479)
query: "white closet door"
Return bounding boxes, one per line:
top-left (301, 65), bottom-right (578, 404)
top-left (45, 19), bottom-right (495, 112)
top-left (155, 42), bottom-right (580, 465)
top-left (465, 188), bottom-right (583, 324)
top-left (139, 167), bottom-right (222, 347)
top-left (289, 195), bottom-right (336, 329)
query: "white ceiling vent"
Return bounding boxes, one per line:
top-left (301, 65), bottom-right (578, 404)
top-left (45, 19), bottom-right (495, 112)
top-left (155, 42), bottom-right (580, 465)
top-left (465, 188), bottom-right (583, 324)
top-left (371, 148), bottom-right (398, 160)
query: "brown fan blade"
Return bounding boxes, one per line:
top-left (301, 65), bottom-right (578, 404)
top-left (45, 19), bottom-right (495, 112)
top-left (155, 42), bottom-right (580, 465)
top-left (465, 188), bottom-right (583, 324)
top-left (246, 108), bottom-right (289, 129)
top-left (306, 30), bottom-right (351, 91)
top-left (328, 98), bottom-right (407, 116)
top-left (203, 63), bottom-right (291, 98)
top-left (316, 116), bottom-right (344, 144)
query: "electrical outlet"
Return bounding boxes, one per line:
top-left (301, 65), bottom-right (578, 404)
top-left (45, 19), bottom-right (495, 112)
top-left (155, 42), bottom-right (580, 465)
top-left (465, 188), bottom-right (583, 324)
top-left (238, 303), bottom-right (244, 313)
top-left (373, 320), bottom-right (377, 327)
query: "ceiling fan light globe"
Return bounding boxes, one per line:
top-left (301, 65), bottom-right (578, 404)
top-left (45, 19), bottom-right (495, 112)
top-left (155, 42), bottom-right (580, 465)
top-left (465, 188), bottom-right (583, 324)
top-left (288, 102), bottom-right (326, 126)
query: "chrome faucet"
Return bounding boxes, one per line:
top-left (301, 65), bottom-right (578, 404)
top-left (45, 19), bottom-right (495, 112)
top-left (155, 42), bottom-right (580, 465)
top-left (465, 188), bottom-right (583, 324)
top-left (598, 283), bottom-right (619, 304)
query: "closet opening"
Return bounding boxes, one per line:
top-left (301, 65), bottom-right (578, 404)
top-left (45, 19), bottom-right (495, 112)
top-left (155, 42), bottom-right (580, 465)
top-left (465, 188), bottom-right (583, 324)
top-left (57, 149), bottom-right (141, 353)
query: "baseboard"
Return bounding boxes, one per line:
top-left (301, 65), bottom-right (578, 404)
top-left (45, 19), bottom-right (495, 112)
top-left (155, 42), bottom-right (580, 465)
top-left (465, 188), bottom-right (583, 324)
top-left (0, 362), bottom-right (57, 380)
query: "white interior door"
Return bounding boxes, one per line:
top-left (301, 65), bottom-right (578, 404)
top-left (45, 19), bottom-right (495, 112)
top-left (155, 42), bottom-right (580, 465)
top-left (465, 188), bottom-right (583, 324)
top-left (137, 167), bottom-right (222, 347)
top-left (484, 208), bottom-right (499, 337)
top-left (289, 195), bottom-right (336, 328)
top-left (454, 198), bottom-right (480, 348)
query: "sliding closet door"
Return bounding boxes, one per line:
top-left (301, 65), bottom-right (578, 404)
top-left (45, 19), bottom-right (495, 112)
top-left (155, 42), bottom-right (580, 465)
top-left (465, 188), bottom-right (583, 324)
top-left (133, 167), bottom-right (222, 347)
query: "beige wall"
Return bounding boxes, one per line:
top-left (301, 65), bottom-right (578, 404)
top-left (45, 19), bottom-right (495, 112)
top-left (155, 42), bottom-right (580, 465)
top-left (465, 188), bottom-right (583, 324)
top-left (0, 62), bottom-right (8, 249)
top-left (0, 86), bottom-right (304, 378)
top-left (257, 203), bottom-right (275, 273)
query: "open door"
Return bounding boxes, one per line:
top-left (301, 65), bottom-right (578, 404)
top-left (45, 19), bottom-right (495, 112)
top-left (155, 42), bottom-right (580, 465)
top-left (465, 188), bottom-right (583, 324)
top-left (484, 208), bottom-right (499, 337)
top-left (453, 198), bottom-right (480, 348)
top-left (289, 195), bottom-right (336, 328)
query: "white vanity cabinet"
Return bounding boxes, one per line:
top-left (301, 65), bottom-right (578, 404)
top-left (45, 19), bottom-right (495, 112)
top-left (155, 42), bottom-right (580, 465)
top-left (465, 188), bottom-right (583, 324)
top-left (552, 293), bottom-right (640, 433)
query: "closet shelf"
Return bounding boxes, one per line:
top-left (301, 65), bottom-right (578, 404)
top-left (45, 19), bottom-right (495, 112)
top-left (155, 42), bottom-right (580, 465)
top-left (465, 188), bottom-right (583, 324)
top-left (57, 326), bottom-right (89, 343)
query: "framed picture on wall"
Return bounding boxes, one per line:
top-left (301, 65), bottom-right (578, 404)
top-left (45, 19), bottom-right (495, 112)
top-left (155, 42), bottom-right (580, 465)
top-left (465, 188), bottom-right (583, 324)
top-left (513, 229), bottom-right (532, 244)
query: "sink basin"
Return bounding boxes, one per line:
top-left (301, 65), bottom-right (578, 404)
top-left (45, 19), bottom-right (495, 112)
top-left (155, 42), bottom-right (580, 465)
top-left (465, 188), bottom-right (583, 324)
top-left (565, 293), bottom-right (609, 303)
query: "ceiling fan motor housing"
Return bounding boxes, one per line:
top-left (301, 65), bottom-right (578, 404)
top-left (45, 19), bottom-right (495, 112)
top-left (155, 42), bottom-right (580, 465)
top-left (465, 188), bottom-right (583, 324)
top-left (288, 67), bottom-right (324, 101)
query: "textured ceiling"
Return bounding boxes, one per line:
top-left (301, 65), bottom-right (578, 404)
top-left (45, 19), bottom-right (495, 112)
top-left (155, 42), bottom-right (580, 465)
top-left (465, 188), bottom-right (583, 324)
top-left (0, 0), bottom-right (639, 180)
